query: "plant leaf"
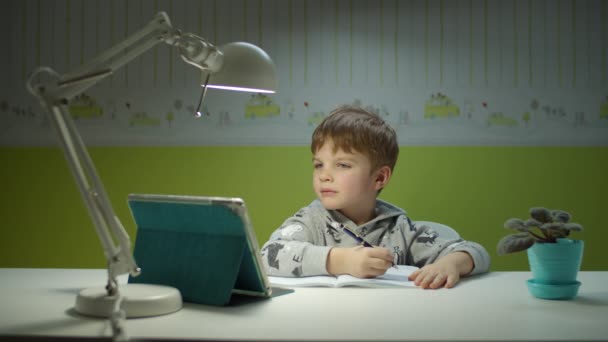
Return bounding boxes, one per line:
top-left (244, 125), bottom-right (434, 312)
top-left (497, 233), bottom-right (535, 255)
top-left (540, 222), bottom-right (572, 241)
top-left (564, 222), bottom-right (583, 232)
top-left (551, 210), bottom-right (571, 223)
top-left (504, 218), bottom-right (527, 231)
top-left (530, 207), bottom-right (552, 223)
top-left (524, 218), bottom-right (542, 228)
top-left (540, 222), bottom-right (564, 231)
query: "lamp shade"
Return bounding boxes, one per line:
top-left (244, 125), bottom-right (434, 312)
top-left (204, 42), bottom-right (277, 93)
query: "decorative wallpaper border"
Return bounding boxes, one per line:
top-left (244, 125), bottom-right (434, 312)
top-left (1, 0), bottom-right (607, 146)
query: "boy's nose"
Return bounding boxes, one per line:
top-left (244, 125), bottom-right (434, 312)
top-left (319, 171), bottom-right (332, 182)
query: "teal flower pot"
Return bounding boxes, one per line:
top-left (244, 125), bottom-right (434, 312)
top-left (526, 239), bottom-right (584, 300)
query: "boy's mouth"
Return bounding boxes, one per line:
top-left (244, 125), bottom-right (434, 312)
top-left (320, 189), bottom-right (337, 196)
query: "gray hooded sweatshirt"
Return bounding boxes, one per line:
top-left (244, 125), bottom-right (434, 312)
top-left (261, 199), bottom-right (490, 277)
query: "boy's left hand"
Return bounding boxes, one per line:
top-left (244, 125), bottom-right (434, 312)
top-left (408, 251), bottom-right (474, 289)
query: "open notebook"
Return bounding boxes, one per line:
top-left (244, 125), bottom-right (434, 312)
top-left (127, 194), bottom-right (272, 306)
top-left (269, 265), bottom-right (419, 288)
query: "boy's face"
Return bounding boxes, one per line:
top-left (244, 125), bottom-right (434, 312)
top-left (312, 139), bottom-right (383, 220)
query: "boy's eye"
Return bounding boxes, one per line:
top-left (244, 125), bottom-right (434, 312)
top-left (313, 163), bottom-right (322, 169)
top-left (337, 163), bottom-right (351, 168)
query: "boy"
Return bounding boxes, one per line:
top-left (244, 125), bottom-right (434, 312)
top-left (261, 105), bottom-right (490, 289)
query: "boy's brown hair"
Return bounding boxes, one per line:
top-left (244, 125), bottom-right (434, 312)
top-left (311, 105), bottom-right (399, 172)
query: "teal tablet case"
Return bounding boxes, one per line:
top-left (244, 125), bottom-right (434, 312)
top-left (127, 195), bottom-right (271, 306)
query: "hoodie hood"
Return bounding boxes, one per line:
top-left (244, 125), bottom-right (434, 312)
top-left (310, 198), bottom-right (406, 229)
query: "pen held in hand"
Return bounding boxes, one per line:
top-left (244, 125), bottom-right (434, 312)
top-left (337, 223), bottom-right (397, 268)
top-left (340, 224), bottom-right (373, 248)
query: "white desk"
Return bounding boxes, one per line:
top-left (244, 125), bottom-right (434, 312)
top-left (1, 268), bottom-right (607, 341)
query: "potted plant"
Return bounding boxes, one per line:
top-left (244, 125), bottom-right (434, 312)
top-left (497, 207), bottom-right (584, 300)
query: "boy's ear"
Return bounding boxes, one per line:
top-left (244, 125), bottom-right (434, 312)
top-left (374, 166), bottom-right (392, 190)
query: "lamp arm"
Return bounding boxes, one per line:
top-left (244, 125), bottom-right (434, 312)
top-left (47, 100), bottom-right (138, 289)
top-left (35, 12), bottom-right (222, 103)
top-left (25, 12), bottom-right (223, 296)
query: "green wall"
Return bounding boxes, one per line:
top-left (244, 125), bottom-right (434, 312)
top-left (1, 146), bottom-right (606, 271)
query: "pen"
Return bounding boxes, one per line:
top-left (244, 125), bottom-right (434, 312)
top-left (334, 222), bottom-right (397, 268)
top-left (339, 224), bottom-right (373, 247)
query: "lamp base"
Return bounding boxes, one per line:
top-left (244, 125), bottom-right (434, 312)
top-left (75, 284), bottom-right (182, 318)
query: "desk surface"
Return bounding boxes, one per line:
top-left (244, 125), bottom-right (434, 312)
top-left (1, 268), bottom-right (607, 341)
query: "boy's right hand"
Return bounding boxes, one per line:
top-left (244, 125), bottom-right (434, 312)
top-left (327, 246), bottom-right (394, 278)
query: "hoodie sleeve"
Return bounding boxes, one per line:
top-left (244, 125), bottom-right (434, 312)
top-left (401, 218), bottom-right (491, 275)
top-left (260, 207), bottom-right (333, 277)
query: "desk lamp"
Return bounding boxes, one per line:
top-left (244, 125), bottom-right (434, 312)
top-left (25, 11), bottom-right (276, 320)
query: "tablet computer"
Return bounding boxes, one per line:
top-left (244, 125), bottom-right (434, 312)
top-left (126, 194), bottom-right (272, 306)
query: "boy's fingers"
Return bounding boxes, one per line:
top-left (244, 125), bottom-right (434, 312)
top-left (367, 247), bottom-right (394, 262)
top-left (430, 274), bottom-right (447, 289)
top-left (444, 274), bottom-right (458, 288)
top-left (418, 274), bottom-right (432, 288)
top-left (366, 258), bottom-right (392, 272)
top-left (417, 271), bottom-right (442, 289)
